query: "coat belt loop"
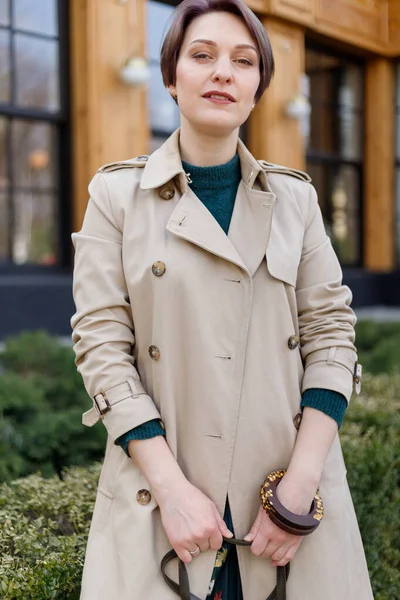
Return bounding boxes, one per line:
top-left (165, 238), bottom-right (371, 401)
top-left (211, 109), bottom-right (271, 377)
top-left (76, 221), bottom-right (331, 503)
top-left (127, 377), bottom-right (139, 396)
top-left (327, 347), bottom-right (337, 365)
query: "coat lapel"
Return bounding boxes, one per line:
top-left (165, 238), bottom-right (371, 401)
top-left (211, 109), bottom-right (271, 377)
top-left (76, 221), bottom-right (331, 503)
top-left (228, 181), bottom-right (276, 277)
top-left (166, 188), bottom-right (248, 273)
top-left (142, 129), bottom-right (277, 277)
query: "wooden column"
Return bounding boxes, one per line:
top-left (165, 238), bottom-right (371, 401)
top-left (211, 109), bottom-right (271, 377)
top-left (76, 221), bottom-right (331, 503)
top-left (248, 19), bottom-right (306, 170)
top-left (364, 58), bottom-right (395, 271)
top-left (70, 0), bottom-right (149, 232)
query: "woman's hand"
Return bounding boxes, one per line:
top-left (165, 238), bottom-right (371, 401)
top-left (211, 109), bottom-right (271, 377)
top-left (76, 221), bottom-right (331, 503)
top-left (127, 436), bottom-right (232, 564)
top-left (244, 476), bottom-right (316, 566)
top-left (154, 478), bottom-right (233, 564)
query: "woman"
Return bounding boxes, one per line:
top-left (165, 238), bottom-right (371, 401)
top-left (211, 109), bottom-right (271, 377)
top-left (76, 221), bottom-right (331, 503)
top-left (71, 1), bottom-right (374, 598)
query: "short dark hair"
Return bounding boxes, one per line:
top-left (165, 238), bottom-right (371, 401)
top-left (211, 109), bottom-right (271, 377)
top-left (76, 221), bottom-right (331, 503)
top-left (160, 0), bottom-right (275, 103)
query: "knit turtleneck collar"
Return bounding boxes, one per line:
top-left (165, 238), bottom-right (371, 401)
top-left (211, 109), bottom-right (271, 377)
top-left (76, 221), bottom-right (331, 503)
top-left (181, 153), bottom-right (241, 190)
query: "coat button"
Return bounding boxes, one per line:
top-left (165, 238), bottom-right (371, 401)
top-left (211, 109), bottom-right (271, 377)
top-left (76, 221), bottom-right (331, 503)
top-left (288, 335), bottom-right (300, 350)
top-left (149, 345), bottom-right (161, 360)
top-left (136, 489), bottom-right (152, 505)
top-left (293, 412), bottom-right (302, 430)
top-left (159, 186), bottom-right (175, 201)
top-left (152, 261), bottom-right (166, 277)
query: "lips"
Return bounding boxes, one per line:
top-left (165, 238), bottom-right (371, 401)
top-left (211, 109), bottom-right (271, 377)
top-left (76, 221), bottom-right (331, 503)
top-left (202, 91), bottom-right (236, 102)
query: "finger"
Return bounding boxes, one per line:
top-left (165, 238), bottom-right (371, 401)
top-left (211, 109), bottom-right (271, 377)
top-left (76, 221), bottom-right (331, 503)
top-left (272, 544), bottom-right (298, 566)
top-left (209, 528), bottom-right (223, 551)
top-left (177, 548), bottom-right (193, 564)
top-left (250, 530), bottom-right (271, 557)
top-left (272, 556), bottom-right (290, 567)
top-left (270, 544), bottom-right (290, 563)
top-left (244, 509), bottom-right (262, 542)
top-left (213, 505), bottom-right (233, 539)
top-left (197, 539), bottom-right (210, 553)
top-left (273, 547), bottom-right (296, 567)
top-left (260, 542), bottom-right (280, 559)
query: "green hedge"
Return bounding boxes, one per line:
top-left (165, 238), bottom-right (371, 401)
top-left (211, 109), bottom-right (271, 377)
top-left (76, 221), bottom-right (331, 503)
top-left (0, 374), bottom-right (399, 599)
top-left (0, 464), bottom-right (101, 600)
top-left (355, 320), bottom-right (400, 375)
top-left (0, 331), bottom-right (106, 482)
top-left (0, 322), bottom-right (397, 484)
top-left (341, 374), bottom-right (400, 600)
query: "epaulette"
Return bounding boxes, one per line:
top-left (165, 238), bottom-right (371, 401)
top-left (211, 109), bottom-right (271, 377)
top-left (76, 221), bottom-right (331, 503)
top-left (97, 155), bottom-right (149, 174)
top-left (258, 160), bottom-right (312, 183)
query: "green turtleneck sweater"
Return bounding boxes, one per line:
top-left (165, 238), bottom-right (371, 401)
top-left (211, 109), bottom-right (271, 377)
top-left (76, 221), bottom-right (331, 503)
top-left (116, 154), bottom-right (347, 455)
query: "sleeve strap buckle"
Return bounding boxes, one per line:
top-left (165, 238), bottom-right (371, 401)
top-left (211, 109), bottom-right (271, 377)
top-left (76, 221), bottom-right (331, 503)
top-left (93, 390), bottom-right (111, 416)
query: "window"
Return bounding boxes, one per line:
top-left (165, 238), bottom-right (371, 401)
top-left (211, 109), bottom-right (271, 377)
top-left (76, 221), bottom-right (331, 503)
top-left (305, 47), bottom-right (364, 267)
top-left (147, 0), bottom-right (180, 153)
top-left (0, 0), bottom-right (70, 267)
top-left (396, 62), bottom-right (400, 264)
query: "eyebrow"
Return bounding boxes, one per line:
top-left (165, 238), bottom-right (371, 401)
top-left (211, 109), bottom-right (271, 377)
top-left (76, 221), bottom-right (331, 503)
top-left (189, 39), bottom-right (258, 54)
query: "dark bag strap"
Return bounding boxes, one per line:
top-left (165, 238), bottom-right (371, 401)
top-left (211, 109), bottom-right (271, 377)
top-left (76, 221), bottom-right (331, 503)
top-left (161, 536), bottom-right (290, 600)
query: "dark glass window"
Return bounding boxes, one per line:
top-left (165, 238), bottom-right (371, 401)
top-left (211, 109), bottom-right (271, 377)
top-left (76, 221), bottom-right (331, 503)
top-left (396, 62), bottom-right (400, 265)
top-left (305, 47), bottom-right (364, 267)
top-left (0, 0), bottom-right (69, 267)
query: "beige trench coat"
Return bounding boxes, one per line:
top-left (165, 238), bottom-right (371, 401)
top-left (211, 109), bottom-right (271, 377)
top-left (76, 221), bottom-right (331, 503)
top-left (71, 130), bottom-right (374, 600)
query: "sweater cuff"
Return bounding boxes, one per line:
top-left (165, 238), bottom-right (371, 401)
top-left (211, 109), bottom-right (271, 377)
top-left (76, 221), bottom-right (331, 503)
top-left (301, 389), bottom-right (347, 429)
top-left (116, 419), bottom-right (166, 457)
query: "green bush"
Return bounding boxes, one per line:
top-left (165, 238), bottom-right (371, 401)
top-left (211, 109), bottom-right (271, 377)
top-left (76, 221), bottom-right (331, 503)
top-left (341, 373), bottom-right (400, 600)
top-left (0, 330), bottom-right (106, 482)
top-left (0, 322), bottom-right (395, 483)
top-left (0, 463), bottom-right (101, 599)
top-left (355, 320), bottom-right (400, 375)
top-left (0, 375), bottom-right (398, 599)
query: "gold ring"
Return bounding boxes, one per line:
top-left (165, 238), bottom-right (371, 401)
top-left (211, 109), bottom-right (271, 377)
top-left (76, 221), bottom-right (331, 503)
top-left (189, 545), bottom-right (200, 555)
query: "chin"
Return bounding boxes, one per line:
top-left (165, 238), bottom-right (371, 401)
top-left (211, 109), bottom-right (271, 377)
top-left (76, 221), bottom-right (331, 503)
top-left (190, 113), bottom-right (243, 137)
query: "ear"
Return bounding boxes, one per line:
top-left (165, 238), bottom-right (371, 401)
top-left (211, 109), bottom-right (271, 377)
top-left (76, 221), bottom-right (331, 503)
top-left (167, 85), bottom-right (177, 99)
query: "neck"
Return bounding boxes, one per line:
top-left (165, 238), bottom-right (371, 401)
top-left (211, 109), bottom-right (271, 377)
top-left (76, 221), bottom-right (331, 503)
top-left (179, 120), bottom-right (239, 167)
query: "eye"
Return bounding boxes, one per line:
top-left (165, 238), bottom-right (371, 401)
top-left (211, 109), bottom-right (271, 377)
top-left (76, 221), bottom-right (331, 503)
top-left (235, 58), bottom-right (253, 66)
top-left (192, 53), bottom-right (212, 60)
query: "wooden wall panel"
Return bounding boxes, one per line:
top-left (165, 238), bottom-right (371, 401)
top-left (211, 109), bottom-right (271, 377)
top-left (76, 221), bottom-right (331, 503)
top-left (246, 0), bottom-right (269, 14)
top-left (248, 19), bottom-right (306, 170)
top-left (315, 0), bottom-right (389, 51)
top-left (70, 0), bottom-right (149, 231)
top-left (267, 0), bottom-right (315, 26)
top-left (263, 0), bottom-right (396, 54)
top-left (389, 0), bottom-right (400, 55)
top-left (364, 59), bottom-right (395, 271)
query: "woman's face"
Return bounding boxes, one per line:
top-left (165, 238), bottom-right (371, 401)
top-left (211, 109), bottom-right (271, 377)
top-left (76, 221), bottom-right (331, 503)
top-left (170, 11), bottom-right (261, 137)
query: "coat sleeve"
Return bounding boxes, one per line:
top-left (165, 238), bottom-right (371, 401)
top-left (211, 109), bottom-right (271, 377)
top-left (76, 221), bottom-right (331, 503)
top-left (70, 172), bottom-right (162, 442)
top-left (297, 183), bottom-right (358, 403)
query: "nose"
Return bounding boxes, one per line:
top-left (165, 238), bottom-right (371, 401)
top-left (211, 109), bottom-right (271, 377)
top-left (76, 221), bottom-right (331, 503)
top-left (212, 57), bottom-right (233, 84)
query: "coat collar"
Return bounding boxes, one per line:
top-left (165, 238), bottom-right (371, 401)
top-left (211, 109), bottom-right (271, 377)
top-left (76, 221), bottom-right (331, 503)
top-left (141, 129), bottom-right (276, 277)
top-left (140, 129), bottom-right (271, 193)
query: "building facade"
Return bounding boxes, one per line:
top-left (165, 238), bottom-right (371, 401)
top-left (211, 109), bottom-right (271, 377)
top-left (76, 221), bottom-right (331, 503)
top-left (0, 0), bottom-right (400, 339)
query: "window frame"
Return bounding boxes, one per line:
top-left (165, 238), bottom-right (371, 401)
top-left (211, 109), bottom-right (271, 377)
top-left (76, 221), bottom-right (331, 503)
top-left (0, 0), bottom-right (71, 273)
top-left (396, 61), bottom-right (400, 266)
top-left (305, 41), bottom-right (365, 269)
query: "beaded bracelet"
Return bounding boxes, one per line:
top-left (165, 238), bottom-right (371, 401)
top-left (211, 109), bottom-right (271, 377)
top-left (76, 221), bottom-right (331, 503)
top-left (260, 469), bottom-right (324, 536)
